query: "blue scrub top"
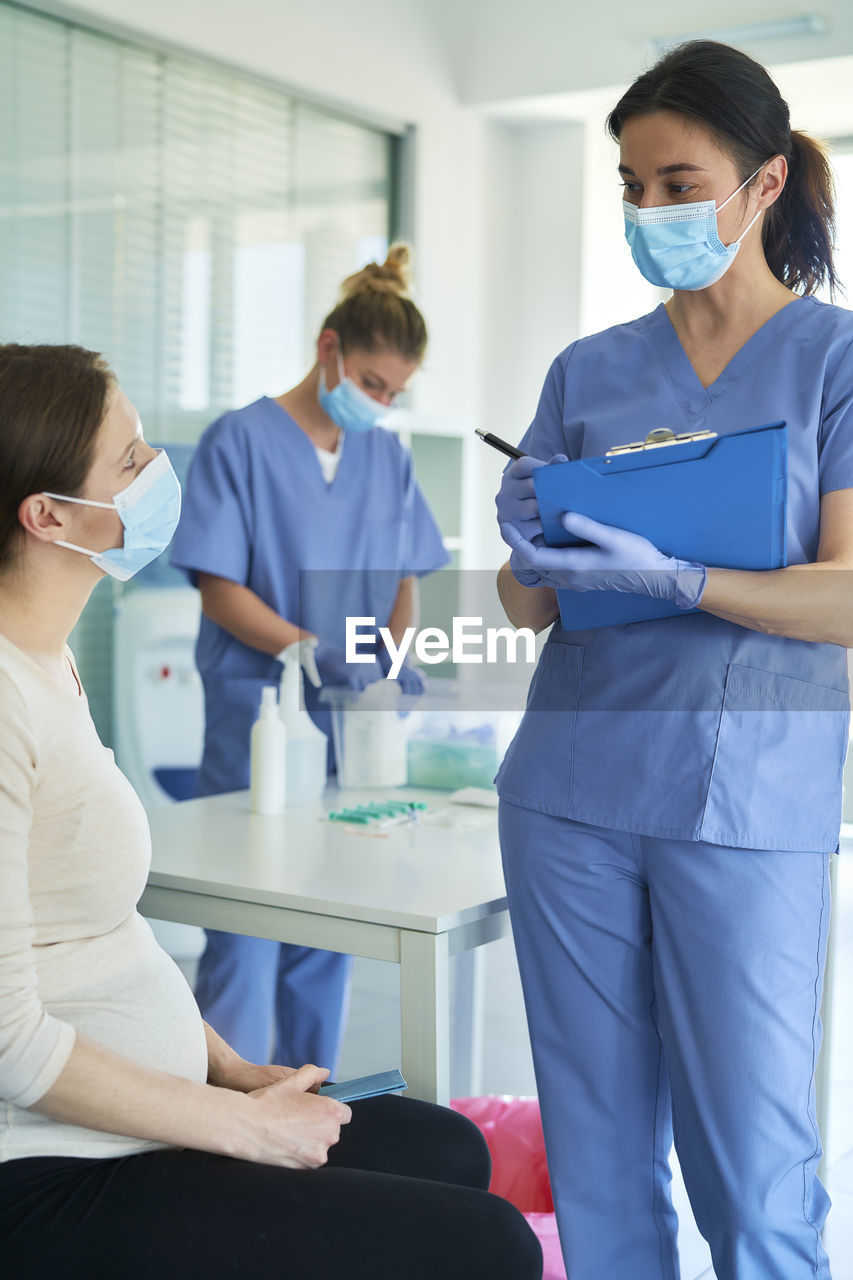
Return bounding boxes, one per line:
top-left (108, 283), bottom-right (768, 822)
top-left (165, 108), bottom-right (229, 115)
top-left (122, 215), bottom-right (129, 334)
top-left (170, 397), bottom-right (450, 789)
top-left (496, 297), bottom-right (853, 852)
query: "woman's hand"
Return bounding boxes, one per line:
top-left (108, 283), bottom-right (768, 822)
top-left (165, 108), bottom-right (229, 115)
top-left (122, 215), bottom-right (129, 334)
top-left (215, 1059), bottom-right (300, 1093)
top-left (204, 1020), bottom-right (303, 1094)
top-left (496, 454), bottom-right (568, 587)
top-left (496, 455), bottom-right (568, 538)
top-left (496, 455), bottom-right (548, 540)
top-left (502, 511), bottom-right (707, 609)
top-left (33, 1033), bottom-right (349, 1171)
top-left (314, 638), bottom-right (384, 690)
top-left (238, 1063), bottom-right (351, 1169)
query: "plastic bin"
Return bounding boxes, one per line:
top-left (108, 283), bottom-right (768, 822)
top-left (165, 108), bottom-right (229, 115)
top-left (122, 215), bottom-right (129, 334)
top-left (451, 1096), bottom-right (566, 1280)
top-left (319, 684), bottom-right (415, 788)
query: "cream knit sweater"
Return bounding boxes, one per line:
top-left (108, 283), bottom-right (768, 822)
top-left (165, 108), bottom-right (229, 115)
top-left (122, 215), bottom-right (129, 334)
top-left (0, 634), bottom-right (208, 1161)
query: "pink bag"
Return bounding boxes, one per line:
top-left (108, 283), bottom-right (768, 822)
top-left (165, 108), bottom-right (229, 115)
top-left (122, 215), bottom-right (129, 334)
top-left (451, 1097), bottom-right (566, 1280)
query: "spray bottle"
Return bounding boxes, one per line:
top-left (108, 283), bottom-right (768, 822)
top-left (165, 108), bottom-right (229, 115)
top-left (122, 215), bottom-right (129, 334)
top-left (277, 639), bottom-right (328, 805)
top-left (249, 685), bottom-right (287, 814)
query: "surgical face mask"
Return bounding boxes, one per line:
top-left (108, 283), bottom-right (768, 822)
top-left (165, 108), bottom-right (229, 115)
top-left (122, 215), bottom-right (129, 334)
top-left (44, 449), bottom-right (181, 582)
top-left (317, 348), bottom-right (390, 433)
top-left (622, 166), bottom-right (765, 291)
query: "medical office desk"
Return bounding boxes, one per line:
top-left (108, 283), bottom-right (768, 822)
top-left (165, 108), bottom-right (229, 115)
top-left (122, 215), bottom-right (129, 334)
top-left (140, 789), bottom-right (510, 1104)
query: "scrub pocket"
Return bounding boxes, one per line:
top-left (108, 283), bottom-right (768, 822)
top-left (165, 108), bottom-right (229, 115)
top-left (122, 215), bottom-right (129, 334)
top-left (700, 662), bottom-right (850, 851)
top-left (494, 641), bottom-right (584, 813)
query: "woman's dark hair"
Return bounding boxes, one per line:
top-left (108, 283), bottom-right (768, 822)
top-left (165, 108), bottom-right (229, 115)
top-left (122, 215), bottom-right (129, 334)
top-left (607, 40), bottom-right (838, 297)
top-left (321, 243), bottom-right (428, 361)
top-left (0, 343), bottom-right (115, 569)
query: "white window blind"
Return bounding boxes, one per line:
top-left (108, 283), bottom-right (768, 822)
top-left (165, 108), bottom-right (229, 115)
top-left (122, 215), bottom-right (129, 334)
top-left (0, 1), bottom-right (394, 742)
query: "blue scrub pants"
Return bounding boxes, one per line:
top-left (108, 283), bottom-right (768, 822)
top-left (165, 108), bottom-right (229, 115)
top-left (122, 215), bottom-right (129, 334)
top-left (195, 932), bottom-right (353, 1071)
top-left (499, 802), bottom-right (832, 1280)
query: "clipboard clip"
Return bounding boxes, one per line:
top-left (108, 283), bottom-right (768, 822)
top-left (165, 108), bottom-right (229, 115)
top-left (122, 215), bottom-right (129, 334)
top-left (606, 428), bottom-right (717, 457)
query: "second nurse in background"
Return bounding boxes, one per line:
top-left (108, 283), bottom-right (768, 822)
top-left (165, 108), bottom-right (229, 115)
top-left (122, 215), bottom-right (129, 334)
top-left (171, 245), bottom-right (449, 1072)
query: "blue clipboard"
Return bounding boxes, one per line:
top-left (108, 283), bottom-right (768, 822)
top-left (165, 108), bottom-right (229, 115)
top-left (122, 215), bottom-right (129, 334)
top-left (533, 421), bottom-right (788, 631)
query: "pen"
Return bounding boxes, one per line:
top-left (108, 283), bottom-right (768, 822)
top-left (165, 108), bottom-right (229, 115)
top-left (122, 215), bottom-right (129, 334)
top-left (474, 429), bottom-right (525, 461)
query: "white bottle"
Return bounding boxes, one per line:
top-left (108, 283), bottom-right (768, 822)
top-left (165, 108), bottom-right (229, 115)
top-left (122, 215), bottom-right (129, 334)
top-left (278, 642), bottom-right (328, 805)
top-left (250, 685), bottom-right (287, 814)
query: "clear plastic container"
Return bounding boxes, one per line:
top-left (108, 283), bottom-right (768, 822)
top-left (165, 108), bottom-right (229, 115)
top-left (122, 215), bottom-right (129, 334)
top-left (319, 683), bottom-right (414, 788)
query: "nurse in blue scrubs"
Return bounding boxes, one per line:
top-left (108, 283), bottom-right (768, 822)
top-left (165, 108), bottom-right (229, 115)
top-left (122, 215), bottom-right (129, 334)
top-left (495, 41), bottom-right (853, 1280)
top-left (170, 245), bottom-right (449, 1073)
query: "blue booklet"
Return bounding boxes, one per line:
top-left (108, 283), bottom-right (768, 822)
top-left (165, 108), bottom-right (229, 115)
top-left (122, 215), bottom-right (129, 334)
top-left (533, 421), bottom-right (788, 631)
top-left (319, 1069), bottom-right (407, 1102)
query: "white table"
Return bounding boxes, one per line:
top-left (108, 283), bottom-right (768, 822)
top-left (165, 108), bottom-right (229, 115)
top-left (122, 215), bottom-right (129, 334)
top-left (140, 789), bottom-right (509, 1104)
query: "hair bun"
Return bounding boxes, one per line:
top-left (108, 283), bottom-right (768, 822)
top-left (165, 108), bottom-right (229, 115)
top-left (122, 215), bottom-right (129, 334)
top-left (383, 243), bottom-right (413, 286)
top-left (339, 241), bottom-right (414, 302)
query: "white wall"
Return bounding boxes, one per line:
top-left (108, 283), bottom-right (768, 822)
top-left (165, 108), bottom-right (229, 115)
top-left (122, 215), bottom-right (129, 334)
top-left (573, 109), bottom-right (661, 341)
top-left (473, 119), bottom-right (585, 568)
top-left (772, 54), bottom-right (853, 137)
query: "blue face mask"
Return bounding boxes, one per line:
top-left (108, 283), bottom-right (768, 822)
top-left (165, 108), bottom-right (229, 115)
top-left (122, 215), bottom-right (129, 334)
top-left (622, 166), bottom-right (764, 291)
top-left (317, 348), bottom-right (390, 433)
top-left (45, 449), bottom-right (182, 581)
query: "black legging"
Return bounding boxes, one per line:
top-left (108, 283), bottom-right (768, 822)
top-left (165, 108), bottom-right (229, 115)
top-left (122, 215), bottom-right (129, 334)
top-left (0, 1095), bottom-right (542, 1279)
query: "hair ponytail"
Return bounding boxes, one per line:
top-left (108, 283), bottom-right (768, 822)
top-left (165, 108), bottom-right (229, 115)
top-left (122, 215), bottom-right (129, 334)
top-left (762, 131), bottom-right (837, 297)
top-left (607, 41), bottom-right (839, 297)
top-left (321, 242), bottom-right (428, 361)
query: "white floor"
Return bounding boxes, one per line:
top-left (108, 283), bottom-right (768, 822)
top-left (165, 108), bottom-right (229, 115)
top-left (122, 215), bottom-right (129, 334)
top-left (334, 849), bottom-right (853, 1279)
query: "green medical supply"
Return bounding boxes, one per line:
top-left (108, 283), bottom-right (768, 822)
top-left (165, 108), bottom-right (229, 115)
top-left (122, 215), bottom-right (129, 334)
top-left (327, 800), bottom-right (427, 828)
top-left (407, 737), bottom-right (498, 790)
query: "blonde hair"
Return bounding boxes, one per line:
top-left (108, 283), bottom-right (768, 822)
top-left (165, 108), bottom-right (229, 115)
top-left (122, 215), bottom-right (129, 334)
top-left (321, 243), bottom-right (428, 362)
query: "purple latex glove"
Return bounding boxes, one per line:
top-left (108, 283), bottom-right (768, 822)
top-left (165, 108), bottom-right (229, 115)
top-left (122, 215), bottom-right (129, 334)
top-left (314, 638), bottom-right (384, 690)
top-left (376, 642), bottom-right (425, 695)
top-left (501, 511), bottom-right (707, 609)
top-left (495, 454), bottom-right (569, 544)
top-left (496, 453), bottom-right (569, 587)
